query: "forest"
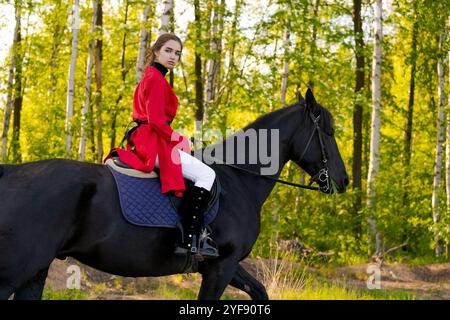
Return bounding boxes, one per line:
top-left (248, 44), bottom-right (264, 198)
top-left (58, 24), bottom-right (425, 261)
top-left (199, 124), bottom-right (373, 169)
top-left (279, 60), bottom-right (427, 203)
top-left (1, 0), bottom-right (450, 299)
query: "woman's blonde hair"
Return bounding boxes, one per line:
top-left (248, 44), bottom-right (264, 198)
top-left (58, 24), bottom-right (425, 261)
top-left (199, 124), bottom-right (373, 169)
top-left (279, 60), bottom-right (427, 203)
top-left (143, 33), bottom-right (183, 69)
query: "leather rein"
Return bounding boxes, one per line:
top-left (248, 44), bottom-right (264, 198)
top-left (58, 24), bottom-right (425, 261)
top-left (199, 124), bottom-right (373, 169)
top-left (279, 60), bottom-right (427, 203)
top-left (197, 110), bottom-right (332, 193)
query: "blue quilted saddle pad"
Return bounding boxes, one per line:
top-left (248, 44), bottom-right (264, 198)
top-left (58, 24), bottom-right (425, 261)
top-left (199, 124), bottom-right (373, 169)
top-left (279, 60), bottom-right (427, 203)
top-left (106, 164), bottom-right (220, 228)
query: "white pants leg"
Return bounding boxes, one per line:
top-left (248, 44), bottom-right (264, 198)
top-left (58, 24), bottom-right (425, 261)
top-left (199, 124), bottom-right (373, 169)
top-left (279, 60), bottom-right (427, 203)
top-left (154, 149), bottom-right (216, 191)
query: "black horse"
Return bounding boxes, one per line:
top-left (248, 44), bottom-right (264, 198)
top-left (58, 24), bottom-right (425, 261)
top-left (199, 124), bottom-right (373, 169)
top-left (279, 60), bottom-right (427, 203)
top-left (0, 89), bottom-right (348, 300)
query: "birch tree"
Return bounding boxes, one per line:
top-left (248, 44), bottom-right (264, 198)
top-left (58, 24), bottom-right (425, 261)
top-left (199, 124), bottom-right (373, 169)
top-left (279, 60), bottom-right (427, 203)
top-left (111, 0), bottom-right (129, 149)
top-left (367, 0), bottom-right (383, 257)
top-left (205, 0), bottom-right (221, 123)
top-left (1, 1), bottom-right (22, 162)
top-left (159, 0), bottom-right (172, 36)
top-left (65, 0), bottom-right (80, 158)
top-left (308, 0), bottom-right (320, 89)
top-left (136, 3), bottom-right (152, 83)
top-left (78, 0), bottom-right (98, 161)
top-left (432, 30), bottom-right (446, 257)
top-left (280, 10), bottom-right (290, 106)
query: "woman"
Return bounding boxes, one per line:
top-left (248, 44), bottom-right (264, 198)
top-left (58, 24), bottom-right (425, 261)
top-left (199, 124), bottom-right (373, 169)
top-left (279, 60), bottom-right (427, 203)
top-left (107, 33), bottom-right (218, 259)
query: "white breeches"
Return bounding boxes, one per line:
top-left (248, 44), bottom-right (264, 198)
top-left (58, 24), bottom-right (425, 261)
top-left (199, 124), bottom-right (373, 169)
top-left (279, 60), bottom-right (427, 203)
top-left (155, 149), bottom-right (216, 191)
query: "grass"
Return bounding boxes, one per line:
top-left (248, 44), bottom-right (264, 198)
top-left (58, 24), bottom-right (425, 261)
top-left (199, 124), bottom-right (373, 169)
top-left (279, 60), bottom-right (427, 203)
top-left (253, 247), bottom-right (417, 300)
top-left (284, 280), bottom-right (416, 300)
top-left (43, 287), bottom-right (89, 300)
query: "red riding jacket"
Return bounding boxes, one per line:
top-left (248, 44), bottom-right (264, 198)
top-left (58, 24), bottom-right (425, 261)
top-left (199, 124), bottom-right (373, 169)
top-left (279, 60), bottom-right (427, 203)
top-left (114, 66), bottom-right (190, 198)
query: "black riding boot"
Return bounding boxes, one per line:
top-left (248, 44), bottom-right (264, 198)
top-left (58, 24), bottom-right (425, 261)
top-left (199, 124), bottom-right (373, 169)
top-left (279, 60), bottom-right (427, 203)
top-left (174, 186), bottom-right (219, 260)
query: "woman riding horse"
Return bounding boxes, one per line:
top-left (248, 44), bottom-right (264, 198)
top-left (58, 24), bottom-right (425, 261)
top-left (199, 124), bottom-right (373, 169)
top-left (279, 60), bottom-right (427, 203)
top-left (106, 33), bottom-right (218, 259)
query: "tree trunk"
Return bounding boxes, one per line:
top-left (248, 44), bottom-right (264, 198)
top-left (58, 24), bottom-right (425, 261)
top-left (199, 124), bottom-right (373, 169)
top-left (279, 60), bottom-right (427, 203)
top-left (433, 31), bottom-right (446, 257)
top-left (446, 15), bottom-right (450, 257)
top-left (205, 0), bottom-right (221, 124)
top-left (94, 0), bottom-right (103, 163)
top-left (1, 1), bottom-right (22, 162)
top-left (65, 0), bottom-right (80, 158)
top-left (219, 0), bottom-right (241, 135)
top-left (159, 0), bottom-right (172, 36)
top-left (215, 0), bottom-right (225, 102)
top-left (404, 17), bottom-right (417, 173)
top-left (401, 8), bottom-right (418, 249)
top-left (169, 0), bottom-right (176, 87)
top-left (280, 12), bottom-right (290, 106)
top-left (270, 37), bottom-right (279, 111)
top-left (194, 0), bottom-right (204, 151)
top-left (367, 0), bottom-right (383, 257)
top-left (308, 0), bottom-right (320, 89)
top-left (111, 0), bottom-right (129, 150)
top-left (136, 3), bottom-right (152, 83)
top-left (352, 0), bottom-right (364, 237)
top-left (11, 0), bottom-right (23, 164)
top-left (78, 0), bottom-right (98, 161)
top-left (48, 9), bottom-right (63, 107)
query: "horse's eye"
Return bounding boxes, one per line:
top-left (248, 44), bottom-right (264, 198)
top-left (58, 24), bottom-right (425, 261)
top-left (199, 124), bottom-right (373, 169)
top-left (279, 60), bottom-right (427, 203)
top-left (324, 127), bottom-right (334, 137)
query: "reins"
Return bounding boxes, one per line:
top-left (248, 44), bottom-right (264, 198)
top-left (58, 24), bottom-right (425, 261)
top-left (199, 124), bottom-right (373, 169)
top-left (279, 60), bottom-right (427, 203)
top-left (193, 109), bottom-right (332, 193)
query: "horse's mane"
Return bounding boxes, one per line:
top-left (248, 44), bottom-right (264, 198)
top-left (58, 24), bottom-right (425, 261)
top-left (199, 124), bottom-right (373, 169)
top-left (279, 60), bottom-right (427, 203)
top-left (243, 101), bottom-right (335, 136)
top-left (202, 101), bottom-right (335, 153)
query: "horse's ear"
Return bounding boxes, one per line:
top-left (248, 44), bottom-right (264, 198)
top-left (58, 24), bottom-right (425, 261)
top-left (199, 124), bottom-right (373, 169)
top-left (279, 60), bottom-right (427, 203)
top-left (297, 92), bottom-right (306, 105)
top-left (305, 88), bottom-right (316, 107)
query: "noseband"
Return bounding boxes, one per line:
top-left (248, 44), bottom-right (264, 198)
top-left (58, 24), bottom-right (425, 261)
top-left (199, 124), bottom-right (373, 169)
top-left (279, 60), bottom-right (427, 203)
top-left (296, 111), bottom-right (331, 193)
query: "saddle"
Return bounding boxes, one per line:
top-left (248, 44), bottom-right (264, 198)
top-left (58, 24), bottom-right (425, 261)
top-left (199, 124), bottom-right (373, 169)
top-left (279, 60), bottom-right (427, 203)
top-left (105, 155), bottom-right (221, 224)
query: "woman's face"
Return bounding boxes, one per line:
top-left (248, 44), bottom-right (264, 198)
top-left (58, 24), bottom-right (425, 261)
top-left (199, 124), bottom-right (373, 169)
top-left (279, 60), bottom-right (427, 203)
top-left (154, 40), bottom-right (182, 70)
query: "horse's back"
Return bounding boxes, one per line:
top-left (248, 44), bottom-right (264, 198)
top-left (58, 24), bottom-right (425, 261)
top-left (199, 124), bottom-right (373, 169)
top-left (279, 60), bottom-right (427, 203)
top-left (0, 159), bottom-right (108, 287)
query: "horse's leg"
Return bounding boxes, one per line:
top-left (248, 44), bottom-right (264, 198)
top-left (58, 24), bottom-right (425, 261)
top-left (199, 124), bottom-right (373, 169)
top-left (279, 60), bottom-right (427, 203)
top-left (229, 264), bottom-right (268, 300)
top-left (13, 267), bottom-right (49, 300)
top-left (198, 258), bottom-right (239, 300)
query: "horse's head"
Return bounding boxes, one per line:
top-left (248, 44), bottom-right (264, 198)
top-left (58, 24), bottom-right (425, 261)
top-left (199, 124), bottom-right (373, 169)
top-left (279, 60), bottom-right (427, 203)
top-left (289, 89), bottom-right (349, 194)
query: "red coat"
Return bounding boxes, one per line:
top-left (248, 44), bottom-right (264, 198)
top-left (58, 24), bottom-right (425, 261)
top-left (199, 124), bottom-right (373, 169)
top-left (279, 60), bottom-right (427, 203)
top-left (114, 66), bottom-right (190, 198)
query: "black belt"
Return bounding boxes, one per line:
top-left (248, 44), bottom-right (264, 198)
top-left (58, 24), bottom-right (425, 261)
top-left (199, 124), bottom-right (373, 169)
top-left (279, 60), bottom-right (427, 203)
top-left (119, 119), bottom-right (172, 151)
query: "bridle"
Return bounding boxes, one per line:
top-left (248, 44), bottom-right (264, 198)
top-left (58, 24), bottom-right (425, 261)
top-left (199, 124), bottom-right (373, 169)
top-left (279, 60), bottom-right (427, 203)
top-left (294, 110), bottom-right (331, 193)
top-left (194, 107), bottom-right (332, 193)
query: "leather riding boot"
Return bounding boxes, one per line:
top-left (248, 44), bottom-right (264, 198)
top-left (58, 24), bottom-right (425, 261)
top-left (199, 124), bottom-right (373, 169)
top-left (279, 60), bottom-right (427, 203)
top-left (174, 186), bottom-right (219, 260)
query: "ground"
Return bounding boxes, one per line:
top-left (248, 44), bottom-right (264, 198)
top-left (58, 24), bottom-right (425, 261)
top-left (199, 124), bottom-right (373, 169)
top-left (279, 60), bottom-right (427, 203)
top-left (42, 257), bottom-right (450, 300)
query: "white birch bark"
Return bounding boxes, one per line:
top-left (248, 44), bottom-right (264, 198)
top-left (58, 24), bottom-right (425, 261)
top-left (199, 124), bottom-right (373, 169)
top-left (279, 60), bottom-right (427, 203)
top-left (158, 0), bottom-right (171, 36)
top-left (433, 31), bottom-right (446, 257)
top-left (1, 2), bottom-right (21, 161)
top-left (280, 22), bottom-right (290, 105)
top-left (1, 46), bottom-right (16, 162)
top-left (367, 0), bottom-right (383, 257)
top-left (136, 3), bottom-right (151, 83)
top-left (78, 0), bottom-right (97, 161)
top-left (65, 0), bottom-right (80, 158)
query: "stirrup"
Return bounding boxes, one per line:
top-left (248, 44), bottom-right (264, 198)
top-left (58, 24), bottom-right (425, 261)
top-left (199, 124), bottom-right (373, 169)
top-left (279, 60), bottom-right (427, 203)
top-left (198, 228), bottom-right (219, 259)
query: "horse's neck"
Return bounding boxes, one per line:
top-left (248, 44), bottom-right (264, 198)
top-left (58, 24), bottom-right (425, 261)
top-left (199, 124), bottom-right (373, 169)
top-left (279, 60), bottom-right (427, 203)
top-left (205, 105), bottom-right (298, 210)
